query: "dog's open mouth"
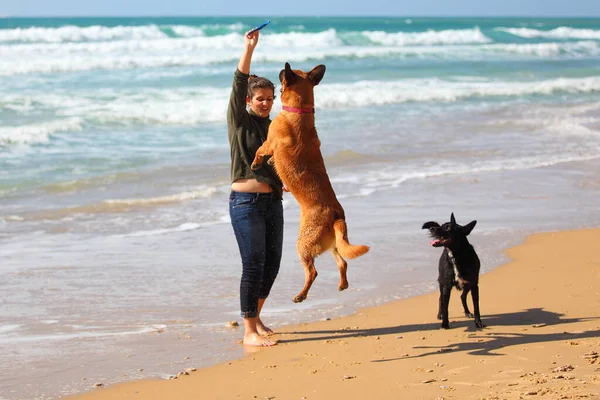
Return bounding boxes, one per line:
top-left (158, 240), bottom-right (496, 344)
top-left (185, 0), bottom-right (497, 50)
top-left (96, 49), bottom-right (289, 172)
top-left (429, 238), bottom-right (450, 247)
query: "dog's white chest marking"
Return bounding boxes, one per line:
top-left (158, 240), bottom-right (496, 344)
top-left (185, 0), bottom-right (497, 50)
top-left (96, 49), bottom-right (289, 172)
top-left (447, 249), bottom-right (464, 289)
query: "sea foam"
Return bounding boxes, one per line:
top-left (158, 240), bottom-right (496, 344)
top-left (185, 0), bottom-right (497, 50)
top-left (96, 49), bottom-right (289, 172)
top-left (0, 118), bottom-right (83, 145)
top-left (498, 26), bottom-right (600, 40)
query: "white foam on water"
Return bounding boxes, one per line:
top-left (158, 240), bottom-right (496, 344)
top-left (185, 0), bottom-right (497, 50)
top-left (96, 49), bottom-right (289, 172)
top-left (0, 23), bottom-right (252, 44)
top-left (362, 27), bottom-right (491, 46)
top-left (0, 25), bottom-right (491, 46)
top-left (498, 26), bottom-right (600, 40)
top-left (0, 24), bottom-right (169, 43)
top-left (121, 222), bottom-right (203, 237)
top-left (0, 28), bottom-right (598, 77)
top-left (104, 187), bottom-right (218, 206)
top-left (3, 76), bottom-right (600, 138)
top-left (332, 152), bottom-right (600, 197)
top-left (0, 324), bottom-right (22, 335)
top-left (0, 324), bottom-right (167, 345)
top-left (2, 88), bottom-right (230, 127)
top-left (316, 75), bottom-right (600, 109)
top-left (483, 40), bottom-right (600, 57)
top-left (491, 102), bottom-right (600, 138)
top-left (169, 25), bottom-right (206, 38)
top-left (0, 117), bottom-right (84, 145)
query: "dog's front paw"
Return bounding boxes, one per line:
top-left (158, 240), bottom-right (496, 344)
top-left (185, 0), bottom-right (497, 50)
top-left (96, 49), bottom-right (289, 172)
top-left (475, 320), bottom-right (486, 329)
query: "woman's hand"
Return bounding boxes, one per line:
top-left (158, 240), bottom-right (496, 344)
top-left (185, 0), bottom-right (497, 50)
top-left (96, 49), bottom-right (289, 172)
top-left (245, 30), bottom-right (259, 50)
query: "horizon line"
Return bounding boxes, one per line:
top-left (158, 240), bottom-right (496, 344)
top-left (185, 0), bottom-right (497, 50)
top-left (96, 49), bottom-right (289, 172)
top-left (2, 14), bottom-right (600, 19)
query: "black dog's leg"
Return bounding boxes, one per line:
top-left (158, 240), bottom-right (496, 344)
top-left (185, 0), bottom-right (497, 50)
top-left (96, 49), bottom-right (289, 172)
top-left (471, 284), bottom-right (485, 328)
top-left (460, 286), bottom-right (474, 318)
top-left (439, 285), bottom-right (452, 329)
top-left (437, 291), bottom-right (443, 320)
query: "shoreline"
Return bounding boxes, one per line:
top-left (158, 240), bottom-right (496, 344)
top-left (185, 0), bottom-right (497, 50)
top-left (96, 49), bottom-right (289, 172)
top-left (67, 226), bottom-right (600, 400)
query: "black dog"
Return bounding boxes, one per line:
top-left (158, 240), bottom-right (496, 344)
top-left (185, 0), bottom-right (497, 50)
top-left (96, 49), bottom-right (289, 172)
top-left (422, 213), bottom-right (485, 329)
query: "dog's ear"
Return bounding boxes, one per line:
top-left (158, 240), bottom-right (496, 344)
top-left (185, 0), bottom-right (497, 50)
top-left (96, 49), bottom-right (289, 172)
top-left (422, 221), bottom-right (440, 230)
top-left (450, 213), bottom-right (456, 226)
top-left (462, 220), bottom-right (477, 236)
top-left (308, 64), bottom-right (326, 86)
top-left (279, 62), bottom-right (296, 86)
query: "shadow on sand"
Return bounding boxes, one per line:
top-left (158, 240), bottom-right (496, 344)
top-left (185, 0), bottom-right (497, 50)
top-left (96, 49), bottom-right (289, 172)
top-left (277, 307), bottom-right (599, 361)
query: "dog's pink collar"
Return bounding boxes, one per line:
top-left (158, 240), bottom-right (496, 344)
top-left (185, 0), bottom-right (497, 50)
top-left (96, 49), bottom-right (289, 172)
top-left (282, 105), bottom-right (315, 114)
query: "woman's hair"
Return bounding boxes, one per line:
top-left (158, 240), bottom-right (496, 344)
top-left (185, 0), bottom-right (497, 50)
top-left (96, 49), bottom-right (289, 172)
top-left (247, 75), bottom-right (276, 99)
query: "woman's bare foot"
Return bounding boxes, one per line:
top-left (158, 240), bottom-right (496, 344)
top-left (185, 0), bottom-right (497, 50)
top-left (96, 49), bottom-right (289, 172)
top-left (243, 332), bottom-right (277, 347)
top-left (256, 318), bottom-right (274, 336)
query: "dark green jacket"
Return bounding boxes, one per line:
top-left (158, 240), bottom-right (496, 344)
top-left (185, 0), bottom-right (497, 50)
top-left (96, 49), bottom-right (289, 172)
top-left (227, 69), bottom-right (282, 199)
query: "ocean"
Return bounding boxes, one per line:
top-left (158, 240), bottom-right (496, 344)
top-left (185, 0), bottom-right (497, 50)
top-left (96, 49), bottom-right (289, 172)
top-left (1, 16), bottom-right (599, 399)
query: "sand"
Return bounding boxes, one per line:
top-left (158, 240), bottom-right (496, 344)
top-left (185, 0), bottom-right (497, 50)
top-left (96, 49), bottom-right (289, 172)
top-left (67, 228), bottom-right (600, 400)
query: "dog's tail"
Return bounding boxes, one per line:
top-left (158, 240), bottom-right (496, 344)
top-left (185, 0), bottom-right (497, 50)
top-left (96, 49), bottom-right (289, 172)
top-left (333, 219), bottom-right (369, 259)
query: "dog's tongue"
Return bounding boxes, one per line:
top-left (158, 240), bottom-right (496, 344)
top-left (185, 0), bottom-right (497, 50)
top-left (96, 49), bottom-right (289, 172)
top-left (429, 239), bottom-right (441, 246)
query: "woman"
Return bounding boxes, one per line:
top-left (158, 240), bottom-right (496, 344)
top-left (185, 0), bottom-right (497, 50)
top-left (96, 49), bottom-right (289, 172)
top-left (227, 29), bottom-right (284, 347)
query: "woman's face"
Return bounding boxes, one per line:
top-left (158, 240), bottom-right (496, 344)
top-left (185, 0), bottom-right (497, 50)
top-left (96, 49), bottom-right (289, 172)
top-left (247, 88), bottom-right (274, 118)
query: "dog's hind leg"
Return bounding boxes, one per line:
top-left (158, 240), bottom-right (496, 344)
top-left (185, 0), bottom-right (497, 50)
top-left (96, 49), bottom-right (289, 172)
top-left (293, 254), bottom-right (317, 303)
top-left (470, 284), bottom-right (486, 328)
top-left (293, 219), bottom-right (329, 303)
top-left (460, 287), bottom-right (474, 318)
top-left (331, 248), bottom-right (348, 291)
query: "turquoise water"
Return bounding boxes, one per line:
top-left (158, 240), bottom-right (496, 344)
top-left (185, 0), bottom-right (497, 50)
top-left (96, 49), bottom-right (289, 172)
top-left (2, 17), bottom-right (600, 205)
top-left (1, 17), bottom-right (600, 399)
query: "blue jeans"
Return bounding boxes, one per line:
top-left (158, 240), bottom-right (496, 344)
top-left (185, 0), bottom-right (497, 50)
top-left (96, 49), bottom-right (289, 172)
top-left (229, 191), bottom-right (284, 318)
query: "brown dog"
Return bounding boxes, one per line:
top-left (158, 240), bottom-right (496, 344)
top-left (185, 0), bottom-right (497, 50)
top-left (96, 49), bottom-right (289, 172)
top-left (251, 62), bottom-right (369, 303)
